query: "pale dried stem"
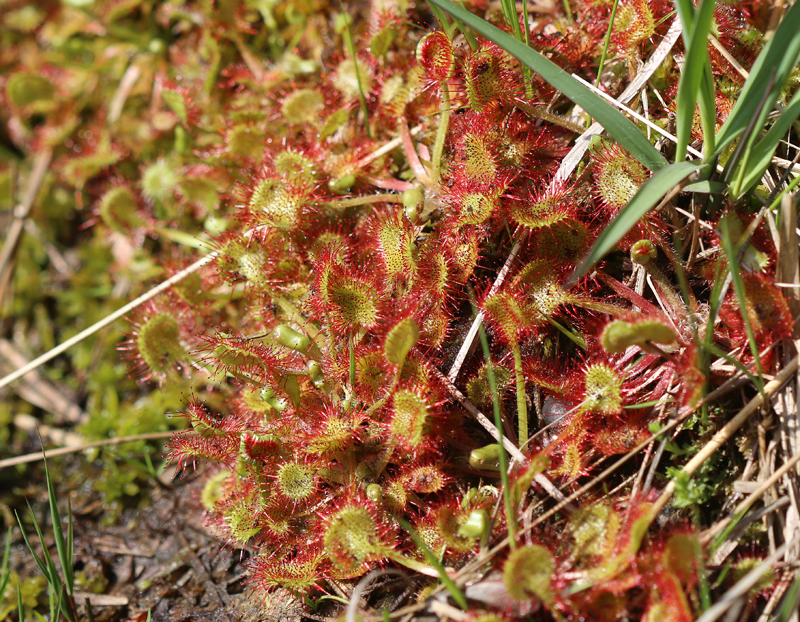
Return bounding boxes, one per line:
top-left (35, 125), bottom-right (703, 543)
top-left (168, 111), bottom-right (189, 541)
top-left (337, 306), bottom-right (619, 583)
top-left (355, 125), bottom-right (422, 169)
top-left (0, 252), bottom-right (218, 391)
top-left (0, 430), bottom-right (177, 470)
top-left (108, 62), bottom-right (143, 123)
top-left (13, 413), bottom-right (85, 450)
top-left (0, 149), bottom-right (53, 304)
top-left (229, 31), bottom-right (265, 81)
top-left (695, 532), bottom-right (800, 622)
top-left (570, 72), bottom-right (706, 161)
top-left (702, 451), bottom-right (800, 545)
top-left (552, 17), bottom-right (682, 188)
top-left (0, 339), bottom-right (86, 423)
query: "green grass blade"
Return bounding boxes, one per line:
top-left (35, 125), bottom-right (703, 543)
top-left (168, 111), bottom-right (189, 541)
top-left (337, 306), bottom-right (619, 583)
top-left (683, 180), bottom-right (726, 194)
top-left (718, 216), bottom-right (765, 385)
top-left (734, 87), bottom-right (800, 197)
top-left (338, 7), bottom-right (372, 138)
top-left (672, 0), bottom-right (695, 36)
top-left (43, 449), bottom-right (73, 595)
top-left (673, 0), bottom-right (716, 161)
top-left (695, 62), bottom-right (716, 160)
top-left (477, 320), bottom-right (517, 545)
top-left (67, 501), bottom-right (74, 593)
top-left (428, 2), bottom-right (457, 39)
top-left (568, 161), bottom-right (701, 285)
top-left (700, 256), bottom-right (728, 374)
top-left (426, 0), bottom-right (668, 171)
top-left (15, 509), bottom-right (52, 582)
top-left (713, 0), bottom-right (800, 156)
top-left (0, 529), bottom-right (11, 599)
top-left (775, 574), bottom-right (800, 622)
top-left (595, 0), bottom-right (620, 91)
top-left (17, 576), bottom-right (25, 622)
top-left (397, 518), bottom-right (468, 610)
top-left (705, 342), bottom-right (762, 392)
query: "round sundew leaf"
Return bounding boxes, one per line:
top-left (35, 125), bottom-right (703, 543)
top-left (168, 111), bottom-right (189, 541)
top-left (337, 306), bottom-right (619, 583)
top-left (503, 544), bottom-right (555, 603)
top-left (384, 317), bottom-right (419, 368)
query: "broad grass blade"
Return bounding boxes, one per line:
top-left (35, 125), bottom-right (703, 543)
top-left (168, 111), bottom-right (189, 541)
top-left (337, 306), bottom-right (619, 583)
top-left (568, 161), bottom-right (701, 285)
top-left (713, 0), bottom-right (800, 156)
top-left (426, 0), bottom-right (668, 171)
top-left (673, 0), bottom-right (716, 161)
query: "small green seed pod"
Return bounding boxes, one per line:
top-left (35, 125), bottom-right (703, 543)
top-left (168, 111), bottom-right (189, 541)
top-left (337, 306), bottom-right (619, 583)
top-left (328, 173), bottom-right (356, 194)
top-left (631, 239), bottom-right (657, 265)
top-left (402, 187), bottom-right (424, 223)
top-left (469, 444), bottom-right (501, 471)
top-left (366, 484), bottom-right (383, 503)
top-left (458, 509), bottom-right (489, 539)
top-left (308, 361), bottom-right (324, 388)
top-left (273, 324), bottom-right (311, 352)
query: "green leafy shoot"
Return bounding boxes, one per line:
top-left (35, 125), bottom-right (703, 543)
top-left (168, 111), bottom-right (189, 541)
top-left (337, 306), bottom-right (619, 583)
top-left (426, 0), bottom-right (668, 172)
top-left (713, 0), bottom-right (800, 157)
top-left (397, 517), bottom-right (468, 610)
top-left (16, 504), bottom-right (68, 622)
top-left (673, 0), bottom-right (716, 160)
top-left (15, 448), bottom-right (77, 622)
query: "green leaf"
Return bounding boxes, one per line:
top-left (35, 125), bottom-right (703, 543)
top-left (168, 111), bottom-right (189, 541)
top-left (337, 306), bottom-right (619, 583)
top-left (713, 0), bottom-right (800, 156)
top-left (426, 0), bottom-right (668, 171)
top-left (384, 317), bottom-right (420, 368)
top-left (733, 86), bottom-right (800, 197)
top-left (717, 215), bottom-right (765, 387)
top-left (683, 180), bottom-right (726, 194)
top-left (0, 529), bottom-right (11, 599)
top-left (44, 450), bottom-right (73, 595)
top-left (673, 0), bottom-right (716, 161)
top-left (568, 161), bottom-right (701, 285)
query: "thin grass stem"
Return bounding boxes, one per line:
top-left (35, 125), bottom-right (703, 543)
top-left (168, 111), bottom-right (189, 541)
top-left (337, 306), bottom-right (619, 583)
top-left (477, 322), bottom-right (517, 546)
top-left (594, 0), bottom-right (620, 92)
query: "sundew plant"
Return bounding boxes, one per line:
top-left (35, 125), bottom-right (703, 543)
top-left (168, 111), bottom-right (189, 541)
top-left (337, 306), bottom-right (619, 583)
top-left (3, 0), bottom-right (800, 619)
